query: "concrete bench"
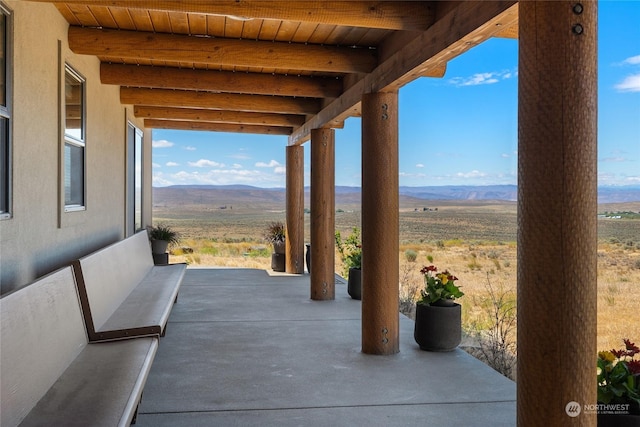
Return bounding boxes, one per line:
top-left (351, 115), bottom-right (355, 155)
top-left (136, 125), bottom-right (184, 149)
top-left (0, 266), bottom-right (158, 427)
top-left (72, 230), bottom-right (186, 342)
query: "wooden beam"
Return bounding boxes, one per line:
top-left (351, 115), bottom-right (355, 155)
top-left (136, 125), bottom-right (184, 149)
top-left (134, 106), bottom-right (305, 127)
top-left (69, 27), bottom-right (377, 74)
top-left (121, 88), bottom-right (321, 115)
top-left (494, 23), bottom-right (519, 39)
top-left (289, 1), bottom-right (518, 145)
top-left (144, 119), bottom-right (292, 135)
top-left (101, 64), bottom-right (342, 99)
top-left (32, 0), bottom-right (435, 31)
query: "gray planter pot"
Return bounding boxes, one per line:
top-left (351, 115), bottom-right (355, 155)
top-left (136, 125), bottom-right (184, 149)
top-left (414, 302), bottom-right (462, 351)
top-left (271, 253), bottom-right (285, 272)
top-left (151, 239), bottom-right (169, 255)
top-left (347, 268), bottom-right (361, 300)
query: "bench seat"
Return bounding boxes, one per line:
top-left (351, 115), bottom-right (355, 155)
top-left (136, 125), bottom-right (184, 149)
top-left (72, 230), bottom-right (186, 342)
top-left (0, 267), bottom-right (158, 427)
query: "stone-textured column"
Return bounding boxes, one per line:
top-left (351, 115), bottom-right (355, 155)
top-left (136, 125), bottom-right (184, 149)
top-left (286, 145), bottom-right (305, 274)
top-left (518, 2), bottom-right (597, 425)
top-left (310, 128), bottom-right (335, 300)
top-left (361, 91), bottom-right (399, 355)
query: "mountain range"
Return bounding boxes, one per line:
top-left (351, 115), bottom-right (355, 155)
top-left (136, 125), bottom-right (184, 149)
top-left (154, 185), bottom-right (640, 204)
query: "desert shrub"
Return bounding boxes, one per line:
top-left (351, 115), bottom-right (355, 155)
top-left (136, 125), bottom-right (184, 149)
top-left (405, 249), bottom-right (418, 262)
top-left (200, 247), bottom-right (219, 255)
top-left (465, 275), bottom-right (517, 380)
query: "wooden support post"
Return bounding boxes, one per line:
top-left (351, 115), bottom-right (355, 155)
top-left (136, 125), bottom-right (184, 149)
top-left (286, 145), bottom-right (305, 274)
top-left (361, 92), bottom-right (399, 355)
top-left (310, 128), bottom-right (335, 300)
top-left (518, 2), bottom-right (597, 425)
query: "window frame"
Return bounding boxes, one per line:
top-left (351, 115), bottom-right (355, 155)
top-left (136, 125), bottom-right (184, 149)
top-left (0, 3), bottom-right (13, 220)
top-left (63, 64), bottom-right (86, 212)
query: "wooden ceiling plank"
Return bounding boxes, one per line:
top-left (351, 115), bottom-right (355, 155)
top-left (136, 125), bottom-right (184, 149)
top-left (257, 19), bottom-right (281, 41)
top-left (87, 5), bottom-right (117, 28)
top-left (34, 1), bottom-right (435, 31)
top-left (134, 106), bottom-right (305, 127)
top-left (205, 14), bottom-right (227, 38)
top-left (223, 16), bottom-right (245, 38)
top-left (289, 1), bottom-right (518, 145)
top-left (101, 63), bottom-right (342, 98)
top-left (54, 5), bottom-right (82, 26)
top-left (187, 12), bottom-right (207, 35)
top-left (144, 119), bottom-right (293, 136)
top-left (65, 4), bottom-right (100, 27)
top-left (121, 87), bottom-right (321, 115)
top-left (126, 8), bottom-right (153, 31)
top-left (167, 11), bottom-right (190, 34)
top-left (291, 22), bottom-right (319, 44)
top-left (68, 27), bottom-right (377, 74)
top-left (147, 10), bottom-right (171, 32)
top-left (240, 18), bottom-right (263, 40)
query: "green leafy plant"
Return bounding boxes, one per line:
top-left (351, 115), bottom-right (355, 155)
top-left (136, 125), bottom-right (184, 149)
top-left (335, 227), bottom-right (362, 277)
top-left (597, 339), bottom-right (640, 414)
top-left (147, 223), bottom-right (180, 245)
top-left (264, 221), bottom-right (285, 244)
top-left (417, 265), bottom-right (464, 306)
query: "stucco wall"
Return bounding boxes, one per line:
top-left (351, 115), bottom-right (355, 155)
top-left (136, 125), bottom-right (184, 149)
top-left (0, 1), bottom-right (148, 294)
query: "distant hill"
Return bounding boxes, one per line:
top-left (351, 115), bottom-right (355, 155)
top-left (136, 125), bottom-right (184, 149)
top-left (153, 184), bottom-right (640, 205)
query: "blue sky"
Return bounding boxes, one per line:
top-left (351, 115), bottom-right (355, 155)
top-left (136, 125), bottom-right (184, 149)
top-left (152, 1), bottom-right (639, 188)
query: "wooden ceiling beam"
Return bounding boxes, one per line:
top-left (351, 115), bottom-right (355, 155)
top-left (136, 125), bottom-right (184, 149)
top-left (32, 0), bottom-right (435, 31)
top-left (289, 1), bottom-right (519, 145)
top-left (101, 64), bottom-right (342, 99)
top-left (121, 88), bottom-right (321, 116)
top-left (134, 106), bottom-right (306, 127)
top-left (69, 27), bottom-right (377, 74)
top-left (144, 119), bottom-right (292, 136)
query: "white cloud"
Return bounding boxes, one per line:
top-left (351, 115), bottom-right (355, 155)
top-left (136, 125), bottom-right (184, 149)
top-left (501, 153), bottom-right (511, 158)
top-left (615, 74), bottom-right (640, 92)
top-left (274, 166), bottom-right (286, 175)
top-left (188, 159), bottom-right (225, 168)
top-left (152, 162), bottom-right (161, 168)
top-left (456, 170), bottom-right (488, 179)
top-left (415, 163), bottom-right (425, 168)
top-left (231, 163), bottom-right (243, 169)
top-left (601, 156), bottom-right (628, 163)
top-left (622, 55), bottom-right (640, 66)
top-left (152, 139), bottom-right (174, 148)
top-left (152, 168), bottom-right (285, 187)
top-left (255, 160), bottom-right (281, 168)
top-left (166, 162), bottom-right (180, 167)
top-left (184, 146), bottom-right (196, 151)
top-left (449, 69), bottom-right (517, 87)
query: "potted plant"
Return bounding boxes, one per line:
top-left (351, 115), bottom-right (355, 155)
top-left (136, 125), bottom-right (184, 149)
top-left (335, 227), bottom-right (362, 299)
top-left (414, 265), bottom-right (464, 351)
top-left (264, 221), bottom-right (286, 272)
top-left (147, 223), bottom-right (180, 255)
top-left (597, 339), bottom-right (640, 426)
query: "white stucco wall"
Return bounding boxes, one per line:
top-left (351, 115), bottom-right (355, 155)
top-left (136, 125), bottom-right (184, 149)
top-left (0, 1), bottom-right (148, 294)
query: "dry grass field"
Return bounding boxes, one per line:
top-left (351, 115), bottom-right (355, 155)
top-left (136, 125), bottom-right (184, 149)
top-left (155, 199), bottom-right (640, 357)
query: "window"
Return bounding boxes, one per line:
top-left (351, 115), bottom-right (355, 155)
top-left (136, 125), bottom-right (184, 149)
top-left (127, 123), bottom-right (143, 235)
top-left (0, 5), bottom-right (11, 219)
top-left (64, 65), bottom-right (85, 210)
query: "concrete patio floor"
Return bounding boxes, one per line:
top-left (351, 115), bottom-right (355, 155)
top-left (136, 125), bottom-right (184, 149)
top-left (136, 268), bottom-right (516, 426)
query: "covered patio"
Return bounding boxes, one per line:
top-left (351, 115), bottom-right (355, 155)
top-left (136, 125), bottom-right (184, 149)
top-left (135, 268), bottom-right (516, 426)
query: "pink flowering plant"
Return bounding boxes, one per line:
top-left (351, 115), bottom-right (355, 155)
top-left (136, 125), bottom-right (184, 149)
top-left (417, 265), bottom-right (464, 306)
top-left (597, 338), bottom-right (640, 414)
